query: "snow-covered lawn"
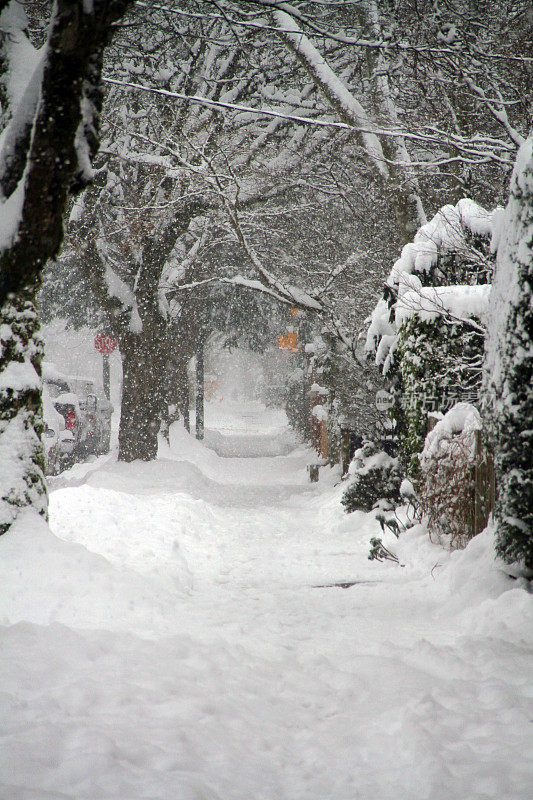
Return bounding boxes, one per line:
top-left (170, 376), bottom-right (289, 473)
top-left (1, 402), bottom-right (531, 799)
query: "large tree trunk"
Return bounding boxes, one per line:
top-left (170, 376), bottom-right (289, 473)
top-left (118, 332), bottom-right (168, 461)
top-left (0, 0), bottom-right (132, 534)
top-left (78, 207), bottom-right (203, 462)
top-left (161, 356), bottom-right (190, 439)
top-left (117, 286), bottom-right (208, 459)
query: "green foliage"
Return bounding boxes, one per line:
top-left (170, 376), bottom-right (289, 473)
top-left (368, 537), bottom-right (400, 563)
top-left (0, 290), bottom-right (47, 534)
top-left (341, 441), bottom-right (403, 514)
top-left (486, 149), bottom-right (533, 571)
top-left (392, 316), bottom-right (485, 478)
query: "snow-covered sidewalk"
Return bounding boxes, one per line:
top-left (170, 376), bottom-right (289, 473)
top-left (1, 403), bottom-right (532, 799)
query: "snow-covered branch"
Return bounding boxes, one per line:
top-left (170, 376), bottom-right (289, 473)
top-left (271, 9), bottom-right (388, 179)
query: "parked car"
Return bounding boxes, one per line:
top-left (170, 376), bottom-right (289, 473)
top-left (42, 381), bottom-right (76, 475)
top-left (42, 362), bottom-right (113, 472)
top-left (67, 375), bottom-right (113, 457)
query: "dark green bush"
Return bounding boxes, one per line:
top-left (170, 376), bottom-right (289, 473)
top-left (341, 441), bottom-right (403, 514)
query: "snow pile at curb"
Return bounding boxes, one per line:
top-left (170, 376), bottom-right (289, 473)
top-left (0, 509), bottom-right (191, 636)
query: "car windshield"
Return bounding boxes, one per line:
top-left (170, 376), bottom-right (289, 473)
top-left (45, 380), bottom-right (70, 398)
top-left (70, 379), bottom-right (96, 398)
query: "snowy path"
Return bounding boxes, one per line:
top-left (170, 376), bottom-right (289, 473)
top-left (0, 403), bottom-right (532, 799)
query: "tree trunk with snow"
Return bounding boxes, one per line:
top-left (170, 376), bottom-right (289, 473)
top-left (118, 330), bottom-right (169, 462)
top-left (483, 136), bottom-right (533, 572)
top-left (161, 356), bottom-right (191, 439)
top-left (175, 358), bottom-right (190, 433)
top-left (0, 0), bottom-right (132, 534)
top-left (195, 340), bottom-right (205, 441)
top-left (78, 215), bottom-right (205, 461)
top-left (357, 0), bottom-right (427, 239)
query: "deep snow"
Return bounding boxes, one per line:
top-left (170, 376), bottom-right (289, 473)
top-left (0, 401), bottom-right (532, 799)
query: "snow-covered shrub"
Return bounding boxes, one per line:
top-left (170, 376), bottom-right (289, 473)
top-left (341, 441), bottom-right (402, 514)
top-left (483, 138), bottom-right (533, 573)
top-left (365, 198), bottom-right (495, 478)
top-left (393, 314), bottom-right (485, 476)
top-left (368, 537), bottom-right (400, 563)
top-left (366, 199), bottom-right (496, 368)
top-left (419, 403), bottom-right (486, 549)
top-left (0, 292), bottom-right (47, 534)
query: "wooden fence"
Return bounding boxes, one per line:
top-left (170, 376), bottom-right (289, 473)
top-left (426, 415), bottom-right (496, 541)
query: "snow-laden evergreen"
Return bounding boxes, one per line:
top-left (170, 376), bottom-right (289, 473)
top-left (483, 137), bottom-right (533, 572)
top-left (365, 198), bottom-right (495, 476)
top-left (0, 291), bottom-right (46, 533)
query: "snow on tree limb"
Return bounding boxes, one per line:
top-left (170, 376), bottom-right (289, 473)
top-left (271, 9), bottom-right (389, 179)
top-left (0, 4), bottom-right (44, 204)
top-left (101, 79), bottom-right (516, 168)
top-left (102, 76), bottom-right (356, 132)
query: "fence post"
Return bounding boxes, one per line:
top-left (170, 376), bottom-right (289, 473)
top-left (309, 464), bottom-right (319, 483)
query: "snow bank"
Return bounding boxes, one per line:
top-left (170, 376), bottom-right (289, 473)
top-left (0, 510), bottom-right (191, 636)
top-left (389, 521), bottom-right (528, 639)
top-left (437, 525), bottom-right (533, 637)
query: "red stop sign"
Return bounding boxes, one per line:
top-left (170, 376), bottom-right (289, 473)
top-left (94, 333), bottom-right (117, 355)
